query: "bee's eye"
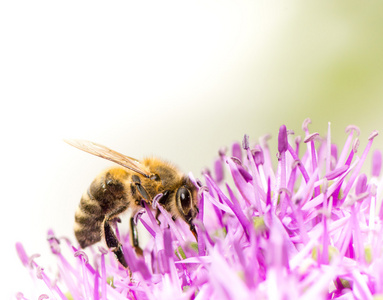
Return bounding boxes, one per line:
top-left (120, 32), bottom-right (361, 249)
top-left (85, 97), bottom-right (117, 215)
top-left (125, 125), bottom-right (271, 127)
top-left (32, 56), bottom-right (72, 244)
top-left (176, 187), bottom-right (191, 214)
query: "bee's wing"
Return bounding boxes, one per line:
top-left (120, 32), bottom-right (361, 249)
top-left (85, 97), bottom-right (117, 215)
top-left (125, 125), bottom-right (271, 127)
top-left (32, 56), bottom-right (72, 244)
top-left (64, 139), bottom-right (151, 178)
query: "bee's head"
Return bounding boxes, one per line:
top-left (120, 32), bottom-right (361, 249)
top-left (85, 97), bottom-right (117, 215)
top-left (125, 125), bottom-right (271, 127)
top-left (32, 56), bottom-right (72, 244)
top-left (175, 180), bottom-right (199, 240)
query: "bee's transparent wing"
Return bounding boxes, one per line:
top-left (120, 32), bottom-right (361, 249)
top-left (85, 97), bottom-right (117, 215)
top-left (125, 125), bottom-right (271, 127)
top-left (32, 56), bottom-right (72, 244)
top-left (64, 139), bottom-right (151, 178)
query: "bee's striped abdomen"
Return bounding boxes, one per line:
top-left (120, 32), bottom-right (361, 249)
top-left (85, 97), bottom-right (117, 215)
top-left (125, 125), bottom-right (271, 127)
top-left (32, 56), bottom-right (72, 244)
top-left (74, 189), bottom-right (105, 248)
top-left (74, 168), bottom-right (130, 248)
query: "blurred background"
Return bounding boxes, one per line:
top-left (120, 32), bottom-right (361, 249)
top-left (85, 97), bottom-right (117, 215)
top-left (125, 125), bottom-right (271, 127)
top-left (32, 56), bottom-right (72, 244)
top-left (2, 0), bottom-right (383, 297)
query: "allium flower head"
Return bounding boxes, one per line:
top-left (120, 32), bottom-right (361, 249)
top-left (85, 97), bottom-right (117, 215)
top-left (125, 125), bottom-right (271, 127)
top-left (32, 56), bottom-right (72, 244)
top-left (16, 119), bottom-right (383, 299)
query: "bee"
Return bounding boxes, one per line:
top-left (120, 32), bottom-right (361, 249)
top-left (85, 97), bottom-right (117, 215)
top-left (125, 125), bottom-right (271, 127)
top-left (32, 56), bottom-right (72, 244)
top-left (65, 139), bottom-right (199, 268)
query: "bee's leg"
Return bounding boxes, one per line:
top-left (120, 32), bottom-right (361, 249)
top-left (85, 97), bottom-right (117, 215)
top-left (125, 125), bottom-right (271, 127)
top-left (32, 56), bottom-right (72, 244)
top-left (155, 190), bottom-right (169, 225)
top-left (131, 175), bottom-right (151, 203)
top-left (103, 219), bottom-right (129, 270)
top-left (155, 208), bottom-right (161, 225)
top-left (130, 217), bottom-right (143, 256)
top-left (107, 205), bottom-right (128, 240)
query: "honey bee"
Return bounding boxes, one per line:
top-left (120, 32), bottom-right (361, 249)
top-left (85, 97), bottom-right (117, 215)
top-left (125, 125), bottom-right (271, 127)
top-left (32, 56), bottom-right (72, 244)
top-left (65, 139), bottom-right (199, 268)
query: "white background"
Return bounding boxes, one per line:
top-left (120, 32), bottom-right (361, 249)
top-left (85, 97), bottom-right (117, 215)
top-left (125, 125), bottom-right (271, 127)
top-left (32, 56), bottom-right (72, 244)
top-left (2, 1), bottom-right (383, 298)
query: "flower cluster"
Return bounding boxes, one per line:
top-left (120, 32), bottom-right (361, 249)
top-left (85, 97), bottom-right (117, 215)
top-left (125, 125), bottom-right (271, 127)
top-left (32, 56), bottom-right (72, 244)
top-left (16, 119), bottom-right (383, 299)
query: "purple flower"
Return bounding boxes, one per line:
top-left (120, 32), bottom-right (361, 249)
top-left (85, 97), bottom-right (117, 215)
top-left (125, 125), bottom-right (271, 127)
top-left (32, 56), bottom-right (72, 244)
top-left (16, 120), bottom-right (383, 299)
